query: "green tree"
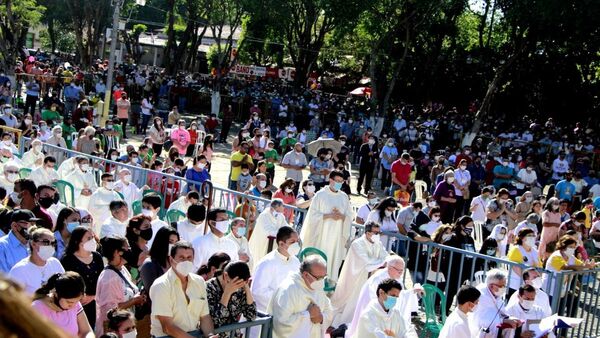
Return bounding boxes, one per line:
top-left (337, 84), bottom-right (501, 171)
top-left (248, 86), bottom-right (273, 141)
top-left (64, 0), bottom-right (112, 67)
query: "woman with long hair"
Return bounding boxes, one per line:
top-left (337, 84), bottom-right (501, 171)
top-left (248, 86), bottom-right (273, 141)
top-left (54, 207), bottom-right (81, 259)
top-left (539, 197), bottom-right (562, 256)
top-left (148, 117), bottom-right (166, 156)
top-left (61, 226), bottom-right (103, 329)
top-left (105, 309), bottom-right (137, 338)
top-left (366, 197), bottom-right (399, 248)
top-left (32, 272), bottom-right (94, 338)
top-left (273, 178), bottom-right (297, 223)
top-left (202, 134), bottom-right (214, 163)
top-left (125, 215), bottom-right (153, 270)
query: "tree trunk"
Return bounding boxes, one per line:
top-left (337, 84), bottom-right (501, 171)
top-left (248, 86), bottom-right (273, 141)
top-left (47, 19), bottom-right (57, 52)
top-left (164, 0), bottom-right (177, 71)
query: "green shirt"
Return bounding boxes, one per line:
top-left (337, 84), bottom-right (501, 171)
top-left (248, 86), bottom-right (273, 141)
top-left (41, 109), bottom-right (62, 122)
top-left (61, 123), bottom-right (77, 149)
top-left (264, 149), bottom-right (279, 169)
top-left (279, 137), bottom-right (297, 152)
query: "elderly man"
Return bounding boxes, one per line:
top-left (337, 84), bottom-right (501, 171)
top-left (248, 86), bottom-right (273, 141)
top-left (192, 208), bottom-right (239, 269)
top-left (346, 256), bottom-right (421, 336)
top-left (87, 173), bottom-right (123, 235)
top-left (0, 161), bottom-right (21, 195)
top-left (471, 269), bottom-right (521, 338)
top-left (352, 279), bottom-right (418, 338)
top-left (114, 168), bottom-right (145, 215)
top-left (269, 255), bottom-right (333, 338)
top-left (100, 200), bottom-right (129, 238)
top-left (507, 267), bottom-right (551, 317)
top-left (300, 171), bottom-right (353, 281)
top-left (21, 139), bottom-right (44, 168)
top-left (29, 156), bottom-right (59, 187)
top-left (248, 198), bottom-right (289, 263)
top-left (330, 221), bottom-right (388, 327)
top-left (226, 217), bottom-right (252, 266)
top-left (504, 285), bottom-right (551, 338)
top-left (440, 285), bottom-right (481, 338)
top-left (149, 241), bottom-right (218, 338)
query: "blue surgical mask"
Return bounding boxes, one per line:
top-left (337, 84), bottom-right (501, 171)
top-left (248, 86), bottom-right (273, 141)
top-left (66, 222), bottom-right (80, 233)
top-left (333, 182), bottom-right (343, 191)
top-left (237, 227), bottom-right (247, 237)
top-left (383, 294), bottom-right (398, 310)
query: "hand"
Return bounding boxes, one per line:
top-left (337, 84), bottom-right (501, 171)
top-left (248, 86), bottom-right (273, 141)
top-left (521, 330), bottom-right (535, 338)
top-left (503, 318), bottom-right (520, 329)
top-left (239, 252), bottom-right (250, 262)
top-left (384, 329), bottom-right (396, 337)
top-left (80, 294), bottom-right (95, 306)
top-left (223, 277), bottom-right (246, 296)
top-left (142, 185), bottom-right (151, 190)
top-left (132, 294), bottom-right (146, 306)
top-left (81, 189), bottom-right (92, 196)
top-left (447, 197), bottom-right (456, 203)
top-left (307, 303), bottom-right (322, 323)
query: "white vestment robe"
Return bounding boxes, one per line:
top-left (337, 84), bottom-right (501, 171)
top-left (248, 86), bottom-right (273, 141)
top-left (21, 149), bottom-right (44, 169)
top-left (299, 187), bottom-right (353, 281)
top-left (439, 308), bottom-right (474, 338)
top-left (191, 231), bottom-right (239, 269)
top-left (176, 219), bottom-right (207, 244)
top-left (57, 158), bottom-right (77, 179)
top-left (471, 284), bottom-right (507, 338)
top-left (247, 207), bottom-right (288, 263)
top-left (0, 176), bottom-right (16, 195)
top-left (226, 232), bottom-right (253, 270)
top-left (87, 188), bottom-right (123, 236)
top-left (346, 269), bottom-right (419, 337)
top-left (168, 196), bottom-right (191, 214)
top-left (65, 169), bottom-right (98, 209)
top-left (114, 180), bottom-right (143, 216)
top-left (29, 167), bottom-right (59, 187)
top-left (330, 235), bottom-right (388, 327)
top-left (504, 301), bottom-right (554, 338)
top-left (507, 287), bottom-right (551, 317)
top-left (352, 299), bottom-right (418, 338)
top-left (148, 218), bottom-right (168, 248)
top-left (268, 272), bottom-right (333, 338)
top-left (101, 216), bottom-right (128, 238)
top-left (251, 250), bottom-right (301, 312)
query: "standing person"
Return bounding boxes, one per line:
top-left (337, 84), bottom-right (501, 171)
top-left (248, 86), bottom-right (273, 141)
top-left (281, 143), bottom-right (308, 194)
top-left (470, 186), bottom-right (493, 224)
top-left (24, 79), bottom-right (40, 116)
top-left (248, 199), bottom-right (289, 263)
top-left (269, 255), bottom-right (333, 338)
top-left (148, 117), bottom-right (167, 157)
top-left (149, 241), bottom-right (218, 338)
top-left (357, 135), bottom-right (378, 195)
top-left (229, 141), bottom-right (254, 191)
top-left (220, 104), bottom-right (235, 143)
top-left (453, 159), bottom-right (471, 217)
top-left (264, 140), bottom-right (279, 181)
top-left (433, 170), bottom-right (458, 224)
top-left (300, 171), bottom-right (353, 282)
top-left (379, 138), bottom-right (398, 190)
top-left (170, 119), bottom-right (191, 157)
top-left (390, 153), bottom-right (413, 194)
top-left (308, 148), bottom-right (334, 191)
top-left (485, 188), bottom-right (518, 237)
top-left (439, 285), bottom-right (480, 338)
top-left (117, 92), bottom-right (132, 138)
top-left (539, 197), bottom-right (562, 256)
top-left (60, 227), bottom-right (103, 329)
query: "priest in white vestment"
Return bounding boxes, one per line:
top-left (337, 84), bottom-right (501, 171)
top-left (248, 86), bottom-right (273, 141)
top-left (439, 285), bottom-right (481, 338)
top-left (352, 278), bottom-right (418, 338)
top-left (226, 217), bottom-right (253, 268)
top-left (176, 204), bottom-right (207, 243)
top-left (57, 157), bottom-right (77, 179)
top-left (21, 139), bottom-right (44, 169)
top-left (192, 208), bottom-right (239, 269)
top-left (168, 191), bottom-right (200, 214)
top-left (29, 156), bottom-right (59, 187)
top-left (346, 256), bottom-right (421, 337)
top-left (471, 269), bottom-right (521, 338)
top-left (269, 255), bottom-right (333, 338)
top-left (506, 267), bottom-right (551, 317)
top-left (114, 168), bottom-right (146, 216)
top-left (248, 199), bottom-right (289, 264)
top-left (100, 200), bottom-right (129, 238)
top-left (330, 221), bottom-right (388, 327)
top-left (87, 173), bottom-right (123, 235)
top-left (504, 285), bottom-right (553, 338)
top-left (300, 171), bottom-right (353, 281)
top-left (64, 157), bottom-right (98, 209)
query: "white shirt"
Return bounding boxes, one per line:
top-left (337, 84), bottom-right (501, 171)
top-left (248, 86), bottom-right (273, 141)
top-left (148, 218), bottom-right (168, 248)
top-left (101, 216), bottom-right (128, 238)
top-left (168, 196), bottom-right (191, 214)
top-left (87, 188), bottom-right (123, 235)
top-left (29, 167), bottom-right (59, 187)
top-left (251, 250), bottom-right (300, 312)
top-left (507, 287), bottom-right (551, 317)
top-left (141, 98), bottom-right (153, 115)
top-left (590, 184), bottom-right (600, 198)
top-left (352, 299), bottom-right (417, 338)
top-left (516, 169), bottom-right (538, 189)
top-left (470, 284), bottom-right (506, 338)
top-left (21, 149), bottom-right (44, 169)
top-left (191, 231), bottom-right (239, 269)
top-left (551, 158), bottom-right (569, 180)
top-left (470, 195), bottom-right (489, 223)
top-left (114, 180), bottom-right (143, 215)
top-left (65, 169), bottom-right (98, 209)
top-left (8, 257), bottom-right (65, 294)
top-left (439, 308), bottom-right (473, 338)
top-left (248, 208), bottom-right (289, 264)
top-left (176, 219), bottom-right (206, 244)
top-left (356, 203), bottom-right (373, 222)
top-left (504, 300), bottom-right (552, 338)
top-left (454, 169), bottom-right (471, 197)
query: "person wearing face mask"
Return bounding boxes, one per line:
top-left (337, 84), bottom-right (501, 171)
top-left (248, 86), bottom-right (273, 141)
top-left (439, 285), bottom-right (481, 338)
top-left (516, 164), bottom-right (538, 196)
top-left (492, 157), bottom-right (515, 189)
top-left (192, 208), bottom-right (239, 269)
top-left (149, 241), bottom-right (218, 338)
top-left (300, 171), bottom-right (353, 282)
top-left (273, 178), bottom-right (298, 222)
top-left (485, 188), bottom-right (517, 236)
top-left (433, 170), bottom-right (458, 224)
top-left (453, 159), bottom-right (471, 217)
top-left (106, 309), bottom-right (137, 338)
top-left (538, 197), bottom-right (562, 256)
top-left (558, 211), bottom-right (588, 254)
top-left (61, 227), bottom-right (103, 328)
top-left (52, 207), bottom-right (82, 258)
top-left (379, 138), bottom-right (398, 190)
top-left (13, 178), bottom-right (54, 229)
top-left (185, 155), bottom-right (211, 192)
top-left (31, 272), bottom-right (94, 338)
top-left (248, 199), bottom-right (289, 263)
top-left (140, 194), bottom-right (167, 248)
top-left (9, 226), bottom-right (65, 295)
top-left (355, 191), bottom-right (378, 225)
top-left (114, 168), bottom-right (147, 215)
top-left (269, 255), bottom-right (333, 338)
top-left (506, 268), bottom-right (551, 318)
top-left (471, 269), bottom-right (521, 338)
top-left (171, 119), bottom-right (191, 157)
top-left (96, 235), bottom-right (145, 336)
top-left (249, 173), bottom-right (269, 197)
top-left (0, 161), bottom-right (20, 195)
top-left (330, 222), bottom-right (388, 327)
top-left (308, 147), bottom-right (334, 191)
top-left (0, 210), bottom-right (38, 272)
top-left (469, 186), bottom-right (493, 223)
top-left (506, 228), bottom-right (542, 297)
top-left (352, 278), bottom-right (417, 338)
top-left (281, 142), bottom-right (308, 191)
top-left (100, 200), bottom-right (130, 239)
top-left (554, 170), bottom-right (576, 203)
top-left (65, 157), bottom-right (98, 210)
top-left (21, 139), bottom-right (45, 168)
top-left (514, 191), bottom-right (534, 222)
top-left (87, 174), bottom-right (124, 234)
top-left (357, 135), bottom-right (379, 195)
top-left (504, 284), bottom-right (550, 338)
top-left (46, 125), bottom-right (67, 163)
top-left (226, 217), bottom-right (252, 264)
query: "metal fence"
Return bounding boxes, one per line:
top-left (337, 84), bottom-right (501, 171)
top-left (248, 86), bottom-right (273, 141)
top-left (214, 312), bottom-right (272, 338)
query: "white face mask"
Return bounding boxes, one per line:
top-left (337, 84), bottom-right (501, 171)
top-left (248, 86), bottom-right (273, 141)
top-left (310, 278), bottom-right (325, 291)
top-left (384, 210), bottom-right (393, 217)
top-left (442, 233), bottom-right (453, 242)
top-left (122, 330), bottom-right (138, 338)
top-left (198, 163), bottom-right (206, 169)
top-left (285, 187), bottom-right (293, 193)
top-left (110, 154), bottom-right (118, 161)
top-left (368, 198), bottom-right (378, 205)
top-left (530, 277), bottom-right (543, 289)
top-left (370, 234), bottom-right (381, 243)
top-left (493, 287), bottom-right (506, 297)
top-left (520, 299), bottom-right (534, 310)
top-left (7, 173), bottom-right (19, 183)
top-left (83, 239), bottom-right (97, 252)
top-left (432, 215), bottom-right (441, 222)
top-left (460, 165), bottom-right (467, 170)
top-left (446, 177), bottom-right (455, 184)
top-left (214, 220), bottom-right (229, 233)
top-left (80, 164), bottom-right (90, 172)
top-left (305, 185), bottom-right (315, 193)
top-left (175, 260), bottom-right (196, 276)
top-left (104, 181), bottom-right (115, 190)
top-left (33, 145), bottom-right (42, 153)
top-left (428, 201), bottom-right (436, 208)
top-left (142, 208), bottom-right (154, 218)
top-left (564, 247), bottom-right (576, 257)
top-left (287, 242), bottom-right (301, 256)
top-left (38, 245), bottom-right (55, 261)
top-left (524, 237), bottom-right (536, 247)
top-left (123, 174), bottom-right (132, 183)
top-left (497, 233), bottom-right (506, 241)
top-left (259, 180), bottom-right (267, 188)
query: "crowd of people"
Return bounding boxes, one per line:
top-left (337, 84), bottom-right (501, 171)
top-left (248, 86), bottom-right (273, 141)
top-left (0, 54), bottom-right (599, 338)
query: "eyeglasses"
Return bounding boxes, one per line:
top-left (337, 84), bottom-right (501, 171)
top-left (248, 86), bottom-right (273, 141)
top-left (307, 271), bottom-right (327, 281)
top-left (35, 239), bottom-right (57, 246)
top-left (5, 170), bottom-right (18, 174)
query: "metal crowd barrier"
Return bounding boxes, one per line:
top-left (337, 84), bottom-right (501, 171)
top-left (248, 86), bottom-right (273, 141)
top-left (214, 312), bottom-right (272, 338)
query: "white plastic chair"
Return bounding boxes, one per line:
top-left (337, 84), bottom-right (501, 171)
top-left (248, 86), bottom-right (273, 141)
top-left (413, 180), bottom-right (428, 204)
top-left (473, 270), bottom-right (486, 286)
top-left (473, 221), bottom-right (484, 251)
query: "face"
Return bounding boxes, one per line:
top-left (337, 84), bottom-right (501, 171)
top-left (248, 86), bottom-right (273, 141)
top-left (142, 202), bottom-right (158, 214)
top-left (232, 221), bottom-right (247, 236)
top-left (489, 279), bottom-right (506, 294)
top-left (57, 295), bottom-right (84, 311)
top-left (168, 234), bottom-right (179, 244)
top-left (33, 233), bottom-right (56, 256)
top-left (367, 226), bottom-right (381, 242)
top-left (526, 270), bottom-right (540, 283)
top-left (113, 206), bottom-right (129, 221)
top-left (302, 264), bottom-right (327, 290)
top-left (520, 291), bottom-right (536, 302)
top-left (387, 262), bottom-right (405, 280)
top-left (117, 318), bottom-right (136, 336)
top-left (170, 248), bottom-right (194, 269)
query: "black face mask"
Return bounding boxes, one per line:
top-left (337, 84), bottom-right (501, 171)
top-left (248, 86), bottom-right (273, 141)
top-left (39, 196), bottom-right (54, 209)
top-left (18, 225), bottom-right (29, 240)
top-left (139, 228), bottom-right (153, 241)
top-left (53, 192), bottom-right (60, 204)
top-left (121, 249), bottom-right (137, 265)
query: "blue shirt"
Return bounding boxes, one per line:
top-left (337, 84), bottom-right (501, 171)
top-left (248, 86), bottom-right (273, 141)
top-left (492, 165), bottom-right (514, 188)
top-left (185, 168), bottom-right (211, 192)
top-left (0, 231), bottom-right (29, 273)
top-left (594, 197), bottom-right (600, 210)
top-left (63, 84), bottom-right (81, 100)
top-left (54, 231), bottom-right (66, 259)
top-left (380, 146), bottom-right (398, 170)
top-left (555, 180), bottom-right (576, 201)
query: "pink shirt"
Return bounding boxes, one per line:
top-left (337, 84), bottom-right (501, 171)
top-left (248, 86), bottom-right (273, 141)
top-left (170, 128), bottom-right (191, 155)
top-left (273, 190), bottom-right (296, 222)
top-left (32, 299), bottom-right (83, 336)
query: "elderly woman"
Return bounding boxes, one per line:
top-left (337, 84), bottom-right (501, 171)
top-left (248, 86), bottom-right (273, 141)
top-left (76, 126), bottom-right (97, 155)
top-left (22, 138), bottom-right (45, 168)
top-left (433, 169), bottom-right (458, 224)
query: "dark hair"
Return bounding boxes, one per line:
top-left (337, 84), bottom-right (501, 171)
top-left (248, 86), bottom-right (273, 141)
top-left (376, 278), bottom-right (402, 297)
top-left (64, 226), bottom-right (93, 257)
top-left (456, 285), bottom-right (481, 305)
top-left (126, 215), bottom-right (151, 243)
top-left (197, 252), bottom-right (231, 276)
top-left (55, 207), bottom-right (79, 233)
top-left (518, 284), bottom-right (536, 296)
top-left (109, 200), bottom-right (127, 213)
top-left (193, 155), bottom-right (207, 165)
top-left (142, 193), bottom-right (162, 209)
top-left (329, 170), bottom-right (343, 180)
top-left (572, 211), bottom-right (586, 221)
top-left (15, 179), bottom-right (36, 196)
top-left (364, 221), bottom-right (381, 233)
top-left (411, 202), bottom-right (423, 209)
top-left (33, 271), bottom-right (85, 301)
top-left (375, 197), bottom-right (397, 222)
top-left (43, 156), bottom-right (56, 164)
top-left (279, 178), bottom-right (295, 191)
top-left (186, 191), bottom-right (200, 200)
top-left (151, 227), bottom-right (179, 268)
top-left (106, 308), bottom-right (134, 332)
top-left (99, 236), bottom-right (128, 261)
top-left (187, 204), bottom-right (206, 222)
top-left (556, 236), bottom-right (577, 251)
top-left (497, 188), bottom-right (510, 197)
top-left (206, 208), bottom-right (227, 223)
top-left (169, 240), bottom-right (194, 258)
top-left (522, 267), bottom-right (537, 281)
top-left (224, 261), bottom-right (251, 281)
top-left (101, 173), bottom-right (113, 181)
top-left (428, 206), bottom-right (441, 218)
top-left (515, 228), bottom-right (535, 245)
top-left (0, 186), bottom-right (5, 200)
top-left (276, 226), bottom-right (296, 245)
top-left (453, 215), bottom-right (474, 233)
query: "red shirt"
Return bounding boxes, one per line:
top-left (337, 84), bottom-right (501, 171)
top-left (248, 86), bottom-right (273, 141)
top-left (205, 118), bottom-right (218, 131)
top-left (390, 159), bottom-right (412, 186)
top-left (455, 154), bottom-right (472, 166)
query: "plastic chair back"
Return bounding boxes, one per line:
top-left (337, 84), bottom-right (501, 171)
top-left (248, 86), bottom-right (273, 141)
top-left (473, 271), bottom-right (486, 286)
top-left (422, 284), bottom-right (447, 324)
top-left (166, 209), bottom-right (186, 225)
top-left (19, 168), bottom-right (32, 179)
top-left (473, 221), bottom-right (484, 251)
top-left (132, 200), bottom-right (142, 215)
top-left (298, 247), bottom-right (328, 262)
top-left (54, 180), bottom-right (75, 207)
top-left (414, 180), bottom-right (428, 203)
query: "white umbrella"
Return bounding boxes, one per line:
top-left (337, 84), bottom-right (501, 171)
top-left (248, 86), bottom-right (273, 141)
top-left (306, 138), bottom-right (342, 156)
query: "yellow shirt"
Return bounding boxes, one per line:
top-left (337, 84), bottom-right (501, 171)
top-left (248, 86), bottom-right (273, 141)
top-left (506, 246), bottom-right (542, 267)
top-left (582, 207), bottom-right (592, 229)
top-left (230, 151), bottom-right (253, 181)
top-left (548, 252), bottom-right (583, 271)
top-left (149, 268), bottom-right (210, 337)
